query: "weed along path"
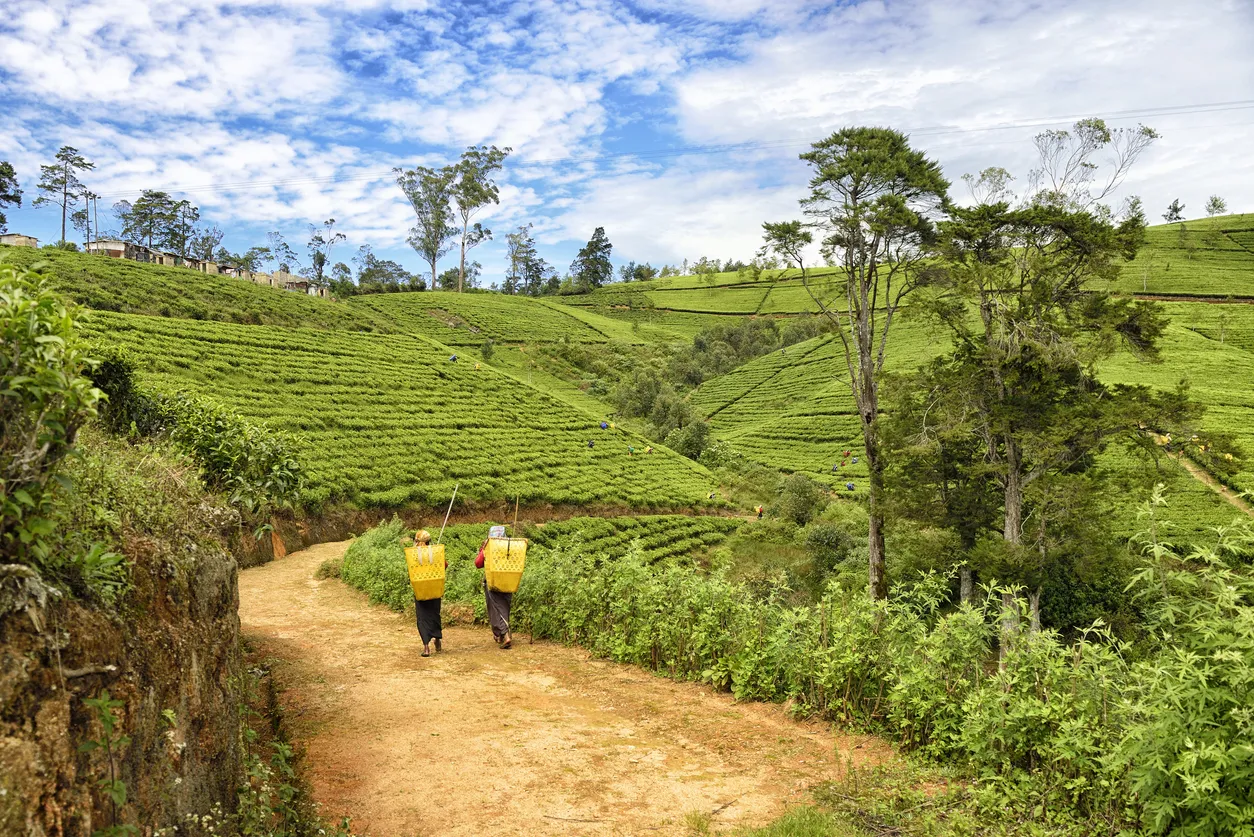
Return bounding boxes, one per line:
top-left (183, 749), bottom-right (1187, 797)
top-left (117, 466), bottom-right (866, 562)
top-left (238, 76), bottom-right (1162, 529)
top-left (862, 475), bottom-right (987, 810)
top-left (239, 541), bottom-right (890, 837)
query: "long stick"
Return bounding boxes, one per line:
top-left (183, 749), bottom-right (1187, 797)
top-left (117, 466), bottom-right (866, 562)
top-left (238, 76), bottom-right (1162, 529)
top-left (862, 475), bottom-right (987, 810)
top-left (437, 483), bottom-right (459, 544)
top-left (513, 493), bottom-right (520, 534)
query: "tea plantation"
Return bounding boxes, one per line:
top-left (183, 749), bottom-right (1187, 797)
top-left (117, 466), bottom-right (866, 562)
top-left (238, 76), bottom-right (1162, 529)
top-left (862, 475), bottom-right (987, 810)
top-left (79, 311), bottom-right (718, 508)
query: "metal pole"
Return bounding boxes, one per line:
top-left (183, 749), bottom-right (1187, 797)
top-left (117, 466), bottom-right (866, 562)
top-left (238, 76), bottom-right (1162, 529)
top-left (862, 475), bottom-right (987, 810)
top-left (436, 483), bottom-right (459, 544)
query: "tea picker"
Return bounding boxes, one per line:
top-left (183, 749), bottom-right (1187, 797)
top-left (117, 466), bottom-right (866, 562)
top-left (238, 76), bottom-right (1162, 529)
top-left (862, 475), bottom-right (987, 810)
top-left (474, 494), bottom-right (528, 649)
top-left (405, 484), bottom-right (458, 657)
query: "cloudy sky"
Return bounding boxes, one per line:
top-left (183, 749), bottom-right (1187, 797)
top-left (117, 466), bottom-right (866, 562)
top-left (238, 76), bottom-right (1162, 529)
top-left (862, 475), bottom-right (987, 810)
top-left (2, 0), bottom-right (1252, 285)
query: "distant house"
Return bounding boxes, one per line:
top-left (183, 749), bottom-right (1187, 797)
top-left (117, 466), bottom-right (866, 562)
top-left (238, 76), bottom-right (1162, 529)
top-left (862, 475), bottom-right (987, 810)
top-left (0, 233), bottom-right (40, 248)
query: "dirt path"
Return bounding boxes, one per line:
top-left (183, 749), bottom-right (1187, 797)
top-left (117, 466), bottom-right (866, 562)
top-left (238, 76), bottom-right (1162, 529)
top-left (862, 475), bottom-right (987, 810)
top-left (240, 542), bottom-right (891, 837)
top-left (1173, 454), bottom-right (1254, 517)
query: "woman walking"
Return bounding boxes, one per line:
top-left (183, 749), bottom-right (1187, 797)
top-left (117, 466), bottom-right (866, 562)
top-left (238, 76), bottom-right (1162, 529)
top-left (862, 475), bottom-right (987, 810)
top-left (411, 529), bottom-right (445, 657)
top-left (475, 525), bottom-right (513, 649)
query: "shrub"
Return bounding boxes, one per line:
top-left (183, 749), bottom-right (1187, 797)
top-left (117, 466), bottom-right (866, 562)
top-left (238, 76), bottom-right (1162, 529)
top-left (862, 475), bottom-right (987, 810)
top-left (0, 261), bottom-right (101, 564)
top-left (664, 421), bottom-right (709, 461)
top-left (773, 473), bottom-right (825, 525)
top-left (88, 346), bottom-right (163, 436)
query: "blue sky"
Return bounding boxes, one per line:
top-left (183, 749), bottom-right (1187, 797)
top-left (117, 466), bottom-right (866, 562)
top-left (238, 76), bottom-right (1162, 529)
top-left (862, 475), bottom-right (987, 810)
top-left (2, 0), bottom-right (1252, 286)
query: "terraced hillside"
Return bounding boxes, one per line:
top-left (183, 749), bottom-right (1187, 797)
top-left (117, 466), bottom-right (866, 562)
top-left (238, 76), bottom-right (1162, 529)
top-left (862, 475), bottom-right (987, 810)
top-left (81, 311), bottom-right (717, 509)
top-left (0, 244), bottom-right (393, 331)
top-left (1115, 212), bottom-right (1254, 297)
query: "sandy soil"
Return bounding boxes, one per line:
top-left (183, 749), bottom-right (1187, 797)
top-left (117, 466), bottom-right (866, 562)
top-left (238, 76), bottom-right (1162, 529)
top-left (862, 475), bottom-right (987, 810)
top-left (239, 541), bottom-right (892, 837)
top-left (1173, 453), bottom-right (1254, 517)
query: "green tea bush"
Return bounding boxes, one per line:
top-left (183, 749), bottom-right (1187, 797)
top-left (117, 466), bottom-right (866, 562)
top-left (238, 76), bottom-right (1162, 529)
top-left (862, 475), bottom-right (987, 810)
top-left (0, 260), bottom-right (101, 565)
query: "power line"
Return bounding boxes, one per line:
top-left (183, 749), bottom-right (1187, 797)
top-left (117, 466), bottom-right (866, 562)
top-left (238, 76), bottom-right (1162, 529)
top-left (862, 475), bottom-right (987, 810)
top-left (51, 98), bottom-right (1254, 200)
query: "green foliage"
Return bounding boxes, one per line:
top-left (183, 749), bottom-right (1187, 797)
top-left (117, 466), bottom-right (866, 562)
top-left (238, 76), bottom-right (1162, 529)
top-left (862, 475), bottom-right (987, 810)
top-left (663, 421), bottom-right (709, 461)
top-left (0, 260), bottom-right (101, 565)
top-left (84, 312), bottom-right (715, 508)
top-left (153, 392), bottom-right (302, 517)
top-left (88, 346), bottom-right (163, 436)
top-left (772, 473), bottom-right (825, 525)
top-left (569, 226), bottom-right (613, 292)
top-left (79, 690), bottom-right (138, 837)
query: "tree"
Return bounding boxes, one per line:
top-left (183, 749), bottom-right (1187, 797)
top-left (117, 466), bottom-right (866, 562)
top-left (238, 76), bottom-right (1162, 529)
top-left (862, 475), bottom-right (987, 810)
top-left (353, 245), bottom-right (424, 293)
top-left (306, 218), bottom-right (346, 284)
top-left (619, 261), bottom-right (658, 283)
top-left (1163, 199), bottom-right (1185, 223)
top-left (761, 126), bottom-right (949, 600)
top-left (33, 146), bottom-right (94, 245)
top-left (396, 165), bottom-right (457, 290)
top-left (115, 190), bottom-right (175, 249)
top-left (0, 161), bottom-right (22, 233)
top-left (163, 200), bottom-right (200, 258)
top-left (451, 145), bottom-right (510, 293)
top-left (569, 227), bottom-right (613, 293)
top-left (189, 225), bottom-right (224, 260)
top-left (438, 260), bottom-right (481, 291)
top-left (215, 245), bottom-right (271, 272)
top-left (1205, 195), bottom-right (1228, 217)
top-left (919, 121), bottom-right (1174, 634)
top-left (71, 207), bottom-right (90, 247)
top-left (266, 232), bottom-right (300, 273)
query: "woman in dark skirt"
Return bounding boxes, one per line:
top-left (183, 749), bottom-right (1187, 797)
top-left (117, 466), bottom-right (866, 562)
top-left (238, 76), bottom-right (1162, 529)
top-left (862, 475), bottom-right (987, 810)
top-left (412, 529), bottom-right (446, 657)
top-left (475, 526), bottom-right (513, 649)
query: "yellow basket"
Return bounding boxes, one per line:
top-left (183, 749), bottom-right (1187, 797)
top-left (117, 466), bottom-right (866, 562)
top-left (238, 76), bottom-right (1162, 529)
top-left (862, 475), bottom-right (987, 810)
top-left (485, 537), bottom-right (527, 593)
top-left (405, 544), bottom-right (446, 601)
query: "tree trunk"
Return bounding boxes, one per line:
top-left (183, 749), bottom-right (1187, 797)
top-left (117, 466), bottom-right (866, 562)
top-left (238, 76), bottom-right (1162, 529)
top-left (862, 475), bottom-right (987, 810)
top-left (864, 415), bottom-right (888, 600)
top-left (60, 168), bottom-right (68, 245)
top-left (431, 261), bottom-right (438, 293)
top-left (1003, 439), bottom-right (1024, 543)
top-left (459, 224), bottom-right (466, 294)
top-left (959, 565), bottom-right (975, 605)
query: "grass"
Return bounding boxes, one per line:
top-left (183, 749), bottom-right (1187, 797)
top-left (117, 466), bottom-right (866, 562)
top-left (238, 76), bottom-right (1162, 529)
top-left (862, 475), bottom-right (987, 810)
top-left (1114, 213), bottom-right (1254, 298)
top-left (0, 244), bottom-right (393, 332)
top-left (80, 311), bottom-right (718, 509)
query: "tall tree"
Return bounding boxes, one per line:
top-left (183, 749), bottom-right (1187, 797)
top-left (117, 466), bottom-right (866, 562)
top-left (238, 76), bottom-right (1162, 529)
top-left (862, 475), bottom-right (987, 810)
top-left (0, 162), bottom-right (22, 234)
top-left (762, 126), bottom-right (949, 600)
top-left (33, 146), bottom-right (94, 244)
top-left (189, 225), bottom-right (224, 260)
top-left (1162, 199), bottom-right (1185, 222)
top-left (115, 190), bottom-right (176, 249)
top-left (163, 199), bottom-right (200, 258)
top-left (71, 207), bottom-right (90, 247)
top-left (451, 145), bottom-right (510, 293)
top-left (306, 218), bottom-right (346, 284)
top-left (395, 165), bottom-right (457, 291)
top-left (215, 245), bottom-right (271, 272)
top-left (570, 227), bottom-right (613, 293)
top-left (1205, 195), bottom-right (1228, 217)
top-left (266, 232), bottom-right (300, 273)
top-left (922, 121), bottom-right (1170, 634)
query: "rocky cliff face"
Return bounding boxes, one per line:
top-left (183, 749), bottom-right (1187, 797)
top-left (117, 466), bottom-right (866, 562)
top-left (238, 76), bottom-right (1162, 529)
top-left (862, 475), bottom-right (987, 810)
top-left (0, 535), bottom-right (241, 836)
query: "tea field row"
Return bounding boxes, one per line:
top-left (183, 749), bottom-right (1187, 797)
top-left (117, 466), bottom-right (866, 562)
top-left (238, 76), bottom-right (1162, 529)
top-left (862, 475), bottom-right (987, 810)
top-left (80, 311), bottom-right (718, 509)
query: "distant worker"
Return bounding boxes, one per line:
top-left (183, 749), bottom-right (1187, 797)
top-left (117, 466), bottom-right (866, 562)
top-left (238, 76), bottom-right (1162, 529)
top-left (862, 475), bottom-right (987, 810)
top-left (708, 491), bottom-right (716, 500)
top-left (600, 421), bottom-right (609, 430)
top-left (628, 445), bottom-right (635, 456)
top-left (411, 529), bottom-right (446, 658)
top-left (755, 504), bottom-right (764, 519)
top-left (846, 482), bottom-right (855, 491)
top-left (832, 463), bottom-right (839, 472)
top-left (645, 446), bottom-right (653, 454)
top-left (588, 439), bottom-right (595, 448)
top-left (609, 422), bottom-right (616, 430)
top-left (449, 354), bottom-right (458, 362)
top-left (475, 525), bottom-right (513, 649)
top-left (851, 456), bottom-right (858, 464)
top-left (474, 362), bottom-right (481, 370)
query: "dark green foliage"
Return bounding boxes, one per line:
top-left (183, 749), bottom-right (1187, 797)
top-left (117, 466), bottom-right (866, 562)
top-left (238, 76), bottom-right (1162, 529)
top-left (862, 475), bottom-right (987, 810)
top-left (0, 160), bottom-right (20, 233)
top-left (88, 347), bottom-right (162, 436)
top-left (772, 473), bottom-right (825, 526)
top-left (154, 392), bottom-right (302, 517)
top-left (663, 421), bottom-right (709, 461)
top-left (569, 226), bottom-right (613, 292)
top-left (0, 261), bottom-right (101, 565)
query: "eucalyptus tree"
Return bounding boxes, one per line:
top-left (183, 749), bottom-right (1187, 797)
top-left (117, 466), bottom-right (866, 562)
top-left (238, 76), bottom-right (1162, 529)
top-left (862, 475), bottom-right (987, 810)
top-left (1205, 195), bottom-right (1227, 217)
top-left (762, 126), bottom-right (949, 600)
top-left (33, 146), bottom-right (94, 244)
top-left (451, 145), bottom-right (510, 293)
top-left (306, 218), bottom-right (346, 284)
top-left (396, 164), bottom-right (457, 291)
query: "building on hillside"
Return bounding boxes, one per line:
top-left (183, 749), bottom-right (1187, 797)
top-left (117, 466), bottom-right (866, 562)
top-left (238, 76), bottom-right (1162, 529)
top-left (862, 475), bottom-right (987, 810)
top-left (0, 233), bottom-right (40, 248)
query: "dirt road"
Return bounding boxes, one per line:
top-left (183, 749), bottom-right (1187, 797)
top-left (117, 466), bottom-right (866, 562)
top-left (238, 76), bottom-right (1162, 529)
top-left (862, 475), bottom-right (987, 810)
top-left (239, 542), bottom-right (890, 837)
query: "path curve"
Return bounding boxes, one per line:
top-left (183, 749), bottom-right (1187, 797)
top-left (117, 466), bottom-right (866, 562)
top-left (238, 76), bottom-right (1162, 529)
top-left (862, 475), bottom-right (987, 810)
top-left (240, 541), bottom-right (890, 837)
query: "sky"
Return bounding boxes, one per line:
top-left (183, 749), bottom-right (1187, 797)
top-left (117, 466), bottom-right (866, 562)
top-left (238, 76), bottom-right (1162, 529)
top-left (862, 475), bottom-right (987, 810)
top-left (1, 0), bottom-right (1252, 287)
